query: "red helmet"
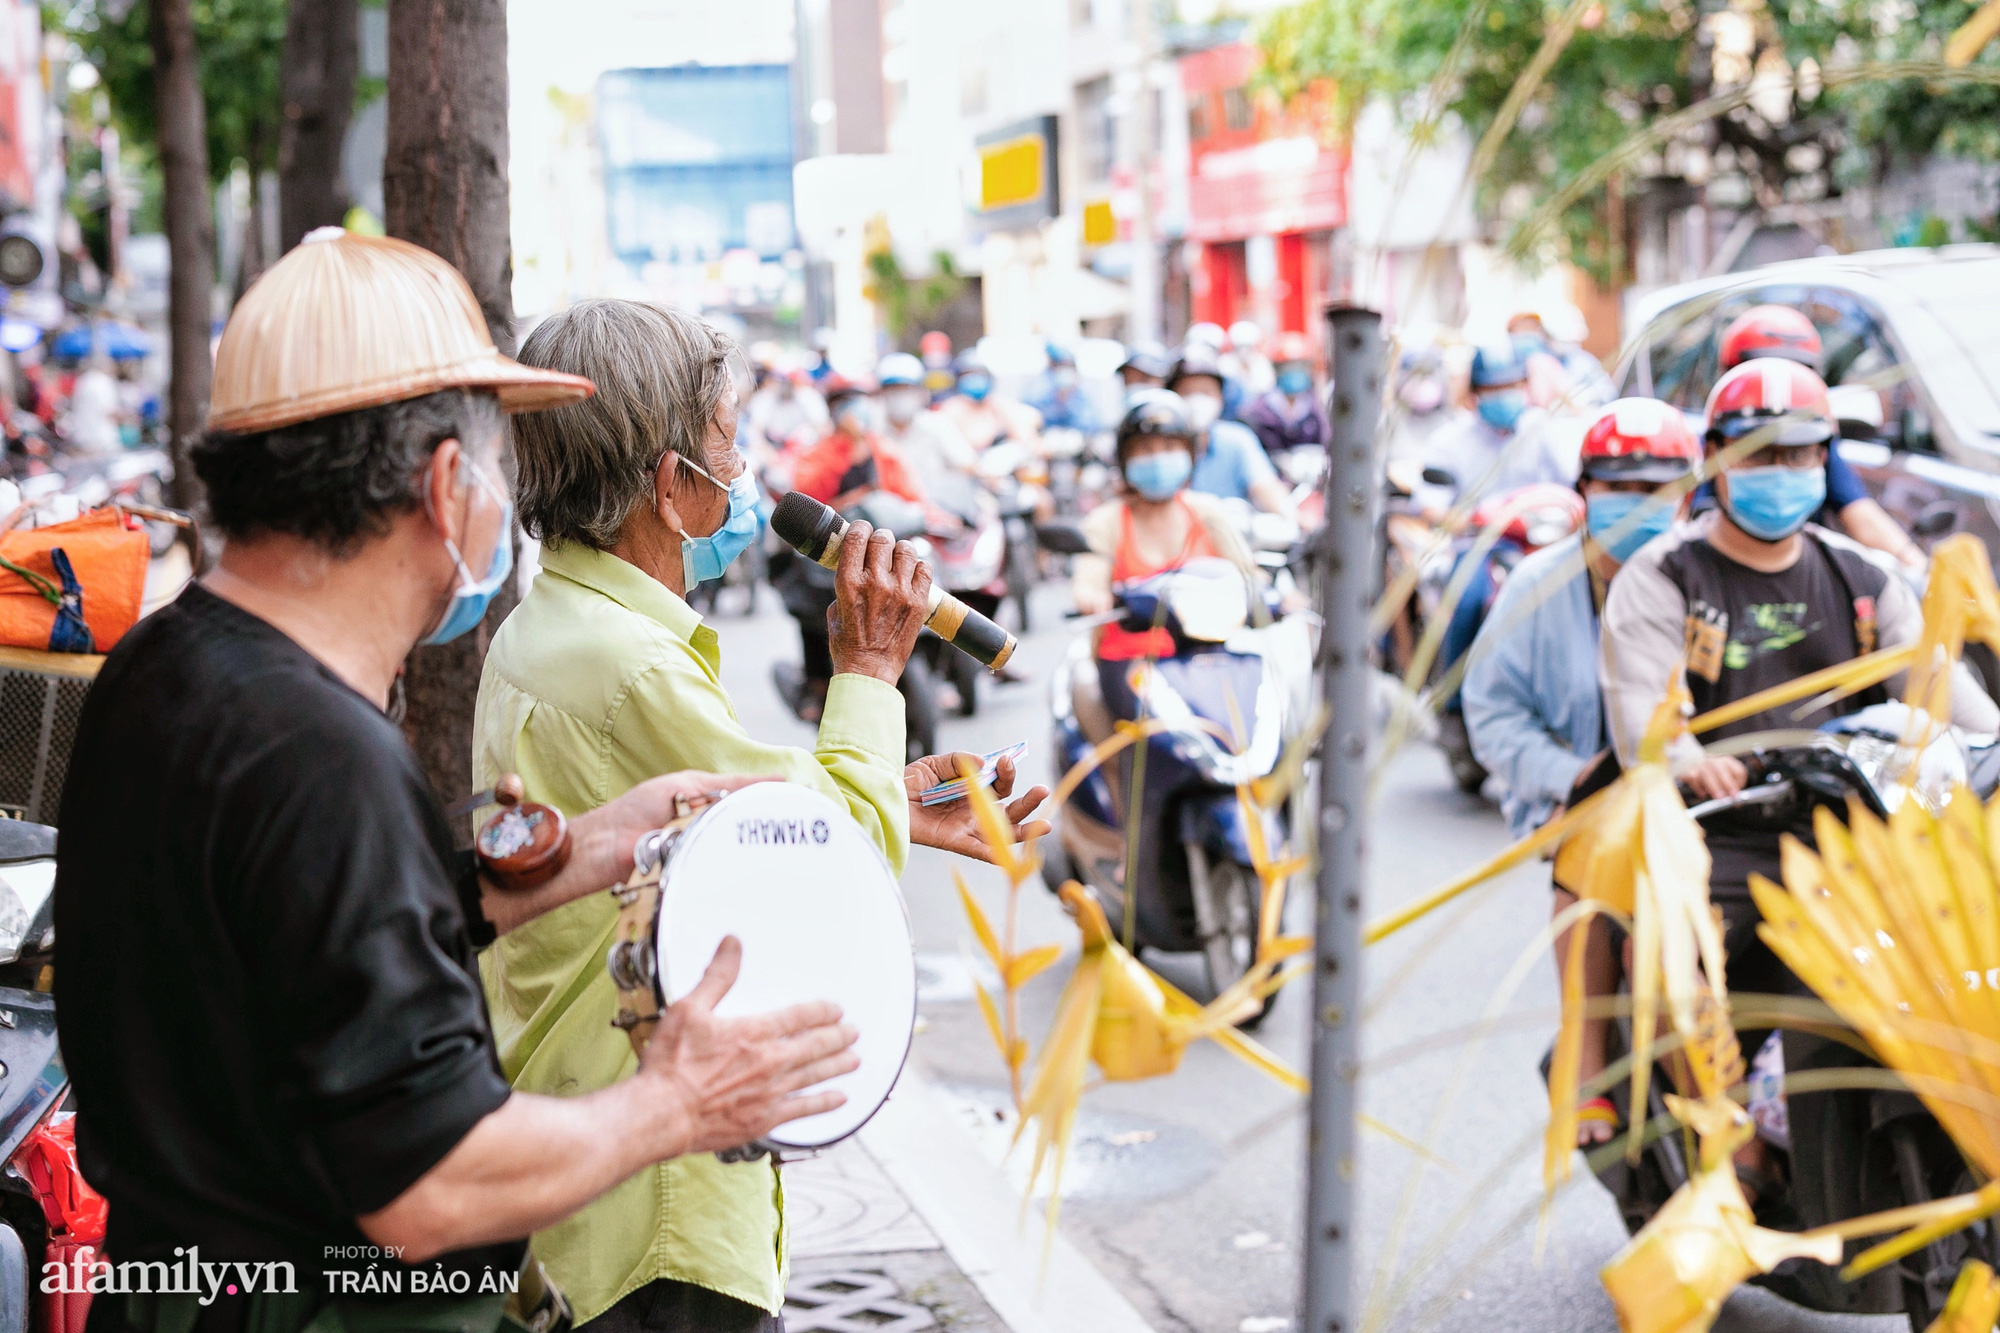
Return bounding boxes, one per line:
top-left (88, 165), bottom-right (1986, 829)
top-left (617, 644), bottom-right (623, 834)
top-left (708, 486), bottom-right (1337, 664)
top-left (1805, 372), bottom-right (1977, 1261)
top-left (1578, 397), bottom-right (1701, 482)
top-left (1267, 330), bottom-right (1315, 365)
top-left (1469, 483), bottom-right (1584, 551)
top-left (1719, 305), bottom-right (1821, 371)
top-left (1703, 359), bottom-right (1837, 447)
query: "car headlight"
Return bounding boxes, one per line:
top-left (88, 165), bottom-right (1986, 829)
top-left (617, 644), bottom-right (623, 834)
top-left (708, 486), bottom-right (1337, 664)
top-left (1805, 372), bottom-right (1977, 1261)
top-left (0, 860), bottom-right (56, 965)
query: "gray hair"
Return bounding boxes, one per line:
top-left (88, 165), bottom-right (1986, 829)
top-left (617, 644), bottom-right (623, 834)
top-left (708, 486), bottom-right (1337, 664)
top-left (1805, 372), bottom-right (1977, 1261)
top-left (512, 299), bottom-right (737, 549)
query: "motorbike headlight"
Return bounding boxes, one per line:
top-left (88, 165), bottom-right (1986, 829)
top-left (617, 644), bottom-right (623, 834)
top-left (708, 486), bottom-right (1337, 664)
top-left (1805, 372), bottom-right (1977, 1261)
top-left (0, 860), bottom-right (55, 966)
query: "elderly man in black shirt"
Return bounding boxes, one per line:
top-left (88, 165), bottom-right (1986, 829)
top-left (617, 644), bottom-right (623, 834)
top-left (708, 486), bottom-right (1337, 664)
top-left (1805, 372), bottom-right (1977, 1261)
top-left (55, 231), bottom-right (884, 1333)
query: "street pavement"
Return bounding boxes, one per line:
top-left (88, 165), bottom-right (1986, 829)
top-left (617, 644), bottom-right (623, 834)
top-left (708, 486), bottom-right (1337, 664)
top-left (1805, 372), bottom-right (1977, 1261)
top-left (708, 573), bottom-right (1903, 1333)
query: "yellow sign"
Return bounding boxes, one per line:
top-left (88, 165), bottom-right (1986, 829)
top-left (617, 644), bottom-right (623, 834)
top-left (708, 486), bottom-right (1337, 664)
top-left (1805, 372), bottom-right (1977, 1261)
top-left (1082, 199), bottom-right (1117, 247)
top-left (980, 134), bottom-right (1045, 212)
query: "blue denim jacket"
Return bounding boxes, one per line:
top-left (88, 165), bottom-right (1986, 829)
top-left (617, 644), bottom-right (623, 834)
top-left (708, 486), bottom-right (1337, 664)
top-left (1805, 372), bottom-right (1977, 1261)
top-left (1462, 534), bottom-right (1605, 839)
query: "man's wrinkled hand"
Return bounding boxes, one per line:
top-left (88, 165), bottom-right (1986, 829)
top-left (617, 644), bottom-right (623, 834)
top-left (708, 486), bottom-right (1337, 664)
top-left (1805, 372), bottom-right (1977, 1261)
top-left (827, 520), bottom-right (931, 685)
top-left (575, 771), bottom-right (778, 887)
top-left (639, 937), bottom-right (859, 1158)
top-left (905, 752), bottom-right (1052, 864)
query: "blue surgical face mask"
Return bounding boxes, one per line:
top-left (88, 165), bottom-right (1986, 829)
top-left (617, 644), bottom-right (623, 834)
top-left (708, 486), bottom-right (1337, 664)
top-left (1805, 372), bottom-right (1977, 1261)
top-left (958, 374), bottom-right (992, 402)
top-left (1586, 491), bottom-right (1675, 563)
top-left (1721, 464), bottom-right (1826, 542)
top-left (678, 455), bottom-right (761, 589)
top-left (1510, 332), bottom-right (1549, 362)
top-left (1477, 389), bottom-right (1528, 431)
top-left (422, 461), bottom-right (514, 646)
top-left (1125, 448), bottom-right (1192, 501)
top-left (1052, 367), bottom-right (1079, 390)
top-left (1276, 366), bottom-right (1312, 396)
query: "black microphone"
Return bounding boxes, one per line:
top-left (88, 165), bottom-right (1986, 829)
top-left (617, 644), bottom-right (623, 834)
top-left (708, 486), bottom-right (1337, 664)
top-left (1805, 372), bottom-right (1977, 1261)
top-left (770, 490), bottom-right (1019, 671)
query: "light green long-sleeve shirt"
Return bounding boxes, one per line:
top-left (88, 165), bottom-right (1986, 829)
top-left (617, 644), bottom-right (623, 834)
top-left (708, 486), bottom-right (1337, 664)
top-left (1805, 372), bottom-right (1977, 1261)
top-left (471, 540), bottom-right (908, 1320)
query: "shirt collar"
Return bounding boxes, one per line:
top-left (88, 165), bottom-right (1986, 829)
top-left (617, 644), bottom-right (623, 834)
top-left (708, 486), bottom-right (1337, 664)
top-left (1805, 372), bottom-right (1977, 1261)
top-left (536, 540), bottom-right (719, 661)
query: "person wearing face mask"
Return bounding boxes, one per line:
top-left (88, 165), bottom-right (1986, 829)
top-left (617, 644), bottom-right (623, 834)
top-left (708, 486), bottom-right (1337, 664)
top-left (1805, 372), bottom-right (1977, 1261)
top-left (57, 236), bottom-right (875, 1333)
top-left (1239, 331), bottom-right (1330, 458)
top-left (939, 348), bottom-right (1043, 454)
top-left (1117, 340), bottom-right (1174, 394)
top-left (1462, 398), bottom-right (1699, 1144)
top-left (790, 376), bottom-right (928, 511)
top-left (1070, 392), bottom-right (1261, 711)
top-left (1166, 346), bottom-right (1297, 522)
top-left (1422, 343), bottom-right (1577, 508)
top-left (475, 300), bottom-right (1050, 1333)
top-left (1602, 358), bottom-right (1996, 861)
top-left (1028, 342), bottom-right (1102, 433)
top-left (874, 351), bottom-right (976, 495)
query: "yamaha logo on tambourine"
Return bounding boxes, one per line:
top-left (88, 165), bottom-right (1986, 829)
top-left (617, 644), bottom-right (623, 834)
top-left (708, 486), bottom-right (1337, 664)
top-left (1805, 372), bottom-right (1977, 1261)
top-left (605, 783), bottom-right (918, 1164)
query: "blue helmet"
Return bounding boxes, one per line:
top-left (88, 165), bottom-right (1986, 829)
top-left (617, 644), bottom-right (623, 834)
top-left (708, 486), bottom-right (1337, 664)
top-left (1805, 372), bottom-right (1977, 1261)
top-left (1469, 344), bottom-right (1528, 390)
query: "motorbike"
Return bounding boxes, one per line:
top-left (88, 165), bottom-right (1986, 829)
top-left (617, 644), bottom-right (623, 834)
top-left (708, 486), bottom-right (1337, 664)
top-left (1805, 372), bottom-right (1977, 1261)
top-left (1040, 427), bottom-right (1116, 519)
top-left (974, 440), bottom-right (1047, 633)
top-left (1034, 524), bottom-right (1314, 1016)
top-left (1566, 710), bottom-right (2000, 1332)
top-left (920, 472), bottom-right (1008, 718)
top-left (768, 490), bottom-right (945, 762)
top-left (1395, 477), bottom-right (1582, 795)
top-left (0, 818), bottom-right (96, 1333)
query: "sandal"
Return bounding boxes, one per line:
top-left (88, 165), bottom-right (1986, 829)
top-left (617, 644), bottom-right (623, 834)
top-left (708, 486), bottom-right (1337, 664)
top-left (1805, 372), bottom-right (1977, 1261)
top-left (1577, 1095), bottom-right (1620, 1145)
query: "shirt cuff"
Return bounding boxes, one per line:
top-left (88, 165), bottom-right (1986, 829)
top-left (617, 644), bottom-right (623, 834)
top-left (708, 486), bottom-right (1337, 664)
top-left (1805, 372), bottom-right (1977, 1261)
top-left (455, 850), bottom-right (497, 950)
top-left (818, 673), bottom-right (909, 768)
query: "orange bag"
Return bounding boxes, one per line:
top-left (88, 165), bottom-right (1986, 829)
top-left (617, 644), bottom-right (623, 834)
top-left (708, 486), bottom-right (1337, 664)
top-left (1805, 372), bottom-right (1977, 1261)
top-left (0, 508), bottom-right (148, 653)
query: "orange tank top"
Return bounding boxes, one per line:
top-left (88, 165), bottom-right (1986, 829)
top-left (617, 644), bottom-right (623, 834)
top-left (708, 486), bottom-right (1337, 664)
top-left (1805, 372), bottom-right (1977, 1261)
top-left (1098, 497), bottom-right (1219, 662)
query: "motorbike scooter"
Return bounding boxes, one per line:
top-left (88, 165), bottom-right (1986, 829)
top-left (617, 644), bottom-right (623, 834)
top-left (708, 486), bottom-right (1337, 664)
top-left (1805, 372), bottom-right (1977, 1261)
top-left (0, 818), bottom-right (98, 1333)
top-left (1561, 712), bottom-right (2000, 1331)
top-left (920, 472), bottom-right (1008, 718)
top-left (1430, 480), bottom-right (1584, 794)
top-left (1035, 524), bottom-right (1311, 1013)
top-left (768, 490), bottom-right (945, 762)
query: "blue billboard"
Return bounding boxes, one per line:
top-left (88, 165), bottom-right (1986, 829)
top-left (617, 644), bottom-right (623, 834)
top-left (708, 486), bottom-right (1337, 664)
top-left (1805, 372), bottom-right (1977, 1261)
top-left (597, 64), bottom-right (797, 265)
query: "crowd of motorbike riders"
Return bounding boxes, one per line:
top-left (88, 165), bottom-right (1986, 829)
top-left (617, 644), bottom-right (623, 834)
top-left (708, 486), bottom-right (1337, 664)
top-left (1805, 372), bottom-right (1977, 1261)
top-left (743, 301), bottom-right (2000, 1316)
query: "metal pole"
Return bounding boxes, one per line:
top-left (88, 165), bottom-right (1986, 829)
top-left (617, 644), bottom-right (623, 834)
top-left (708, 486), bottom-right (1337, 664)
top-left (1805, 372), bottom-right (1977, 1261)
top-left (1303, 305), bottom-right (1384, 1333)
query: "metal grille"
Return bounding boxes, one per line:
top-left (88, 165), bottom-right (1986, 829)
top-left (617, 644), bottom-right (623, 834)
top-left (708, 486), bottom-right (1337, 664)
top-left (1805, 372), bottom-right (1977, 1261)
top-left (784, 1271), bottom-right (936, 1333)
top-left (0, 664), bottom-right (92, 824)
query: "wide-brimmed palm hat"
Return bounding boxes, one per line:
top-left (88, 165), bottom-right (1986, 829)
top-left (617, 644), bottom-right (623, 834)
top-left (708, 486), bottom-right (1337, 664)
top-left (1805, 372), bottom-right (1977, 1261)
top-left (209, 227), bottom-right (593, 433)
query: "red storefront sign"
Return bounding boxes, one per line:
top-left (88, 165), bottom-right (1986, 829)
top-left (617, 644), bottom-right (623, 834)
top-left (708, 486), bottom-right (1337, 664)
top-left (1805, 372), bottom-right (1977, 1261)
top-left (1181, 43), bottom-right (1346, 244)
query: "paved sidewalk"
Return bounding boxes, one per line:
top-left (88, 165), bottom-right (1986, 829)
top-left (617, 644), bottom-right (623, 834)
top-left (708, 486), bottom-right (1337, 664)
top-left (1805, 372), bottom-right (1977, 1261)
top-left (780, 1065), bottom-right (1156, 1333)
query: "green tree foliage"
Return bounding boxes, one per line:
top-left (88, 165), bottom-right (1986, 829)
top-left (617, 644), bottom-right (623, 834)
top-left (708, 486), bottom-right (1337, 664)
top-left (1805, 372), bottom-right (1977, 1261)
top-left (1257, 0), bottom-right (2000, 277)
top-left (865, 224), bottom-right (967, 350)
top-left (46, 0), bottom-right (287, 186)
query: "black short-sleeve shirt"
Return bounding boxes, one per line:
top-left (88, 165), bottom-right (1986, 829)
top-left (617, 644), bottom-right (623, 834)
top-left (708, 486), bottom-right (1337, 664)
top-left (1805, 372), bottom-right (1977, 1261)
top-left (53, 585), bottom-right (523, 1284)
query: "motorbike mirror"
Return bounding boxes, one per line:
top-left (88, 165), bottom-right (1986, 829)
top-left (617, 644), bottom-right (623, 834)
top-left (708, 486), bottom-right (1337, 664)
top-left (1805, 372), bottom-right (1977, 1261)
top-left (1421, 466), bottom-right (1455, 487)
top-left (1912, 505), bottom-right (1958, 538)
top-left (1036, 521), bottom-right (1091, 555)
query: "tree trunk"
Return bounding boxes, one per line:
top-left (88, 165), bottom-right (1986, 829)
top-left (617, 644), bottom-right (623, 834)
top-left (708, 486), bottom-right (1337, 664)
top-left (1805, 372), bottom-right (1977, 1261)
top-left (149, 0), bottom-right (214, 519)
top-left (279, 0), bottom-right (358, 251)
top-left (384, 0), bottom-right (516, 815)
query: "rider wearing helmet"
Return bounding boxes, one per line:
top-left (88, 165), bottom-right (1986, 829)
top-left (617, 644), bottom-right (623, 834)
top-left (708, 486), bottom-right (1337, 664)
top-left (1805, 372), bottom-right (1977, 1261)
top-left (1238, 330), bottom-right (1329, 456)
top-left (1222, 319), bottom-right (1275, 395)
top-left (1117, 340), bottom-right (1173, 392)
top-left (1462, 397), bottom-right (1700, 1145)
top-left (939, 348), bottom-right (1043, 454)
top-left (1508, 304), bottom-right (1614, 411)
top-left (1029, 343), bottom-right (1101, 433)
top-left (1071, 390), bottom-right (1260, 678)
top-left (789, 374), bottom-right (927, 510)
top-left (1423, 343), bottom-right (1577, 505)
top-left (1713, 304), bottom-right (1923, 570)
top-left (1167, 345), bottom-right (1297, 521)
top-left (875, 351), bottom-right (975, 495)
top-left (1602, 358), bottom-right (1996, 842)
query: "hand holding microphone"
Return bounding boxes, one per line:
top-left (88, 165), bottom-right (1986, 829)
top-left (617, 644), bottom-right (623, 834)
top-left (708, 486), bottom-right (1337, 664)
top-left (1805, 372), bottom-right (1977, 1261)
top-left (773, 492), bottom-right (1020, 673)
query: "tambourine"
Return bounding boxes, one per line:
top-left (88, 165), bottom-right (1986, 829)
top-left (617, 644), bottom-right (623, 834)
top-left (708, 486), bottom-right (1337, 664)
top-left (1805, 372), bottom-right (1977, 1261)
top-left (606, 783), bottom-right (916, 1161)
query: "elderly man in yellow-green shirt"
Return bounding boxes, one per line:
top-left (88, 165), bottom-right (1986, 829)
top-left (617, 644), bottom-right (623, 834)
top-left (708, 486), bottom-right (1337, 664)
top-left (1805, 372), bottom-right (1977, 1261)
top-left (472, 298), bottom-right (1048, 1333)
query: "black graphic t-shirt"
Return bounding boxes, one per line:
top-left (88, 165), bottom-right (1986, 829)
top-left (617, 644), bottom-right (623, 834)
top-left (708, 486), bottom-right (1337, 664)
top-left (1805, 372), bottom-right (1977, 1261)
top-left (1650, 533), bottom-right (1889, 894)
